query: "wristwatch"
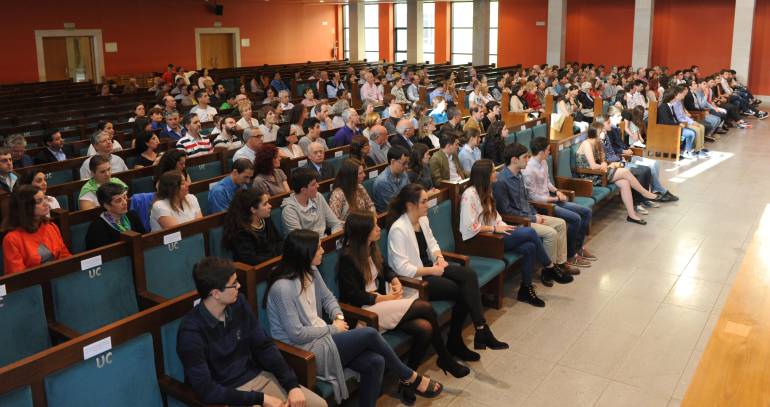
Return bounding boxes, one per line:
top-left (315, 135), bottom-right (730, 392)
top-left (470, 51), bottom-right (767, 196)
top-left (335, 314), bottom-right (345, 321)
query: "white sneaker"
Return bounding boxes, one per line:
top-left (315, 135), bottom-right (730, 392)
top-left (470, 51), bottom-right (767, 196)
top-left (636, 205), bottom-right (649, 215)
top-left (632, 141), bottom-right (646, 148)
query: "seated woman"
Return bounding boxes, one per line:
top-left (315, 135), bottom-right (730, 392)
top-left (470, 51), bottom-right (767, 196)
top-left (460, 160), bottom-right (556, 307)
top-left (236, 103), bottom-right (259, 130)
top-left (222, 188), bottom-right (283, 266)
top-left (301, 87), bottom-right (319, 108)
top-left (155, 149), bottom-right (191, 185)
top-left (85, 182), bottom-right (146, 250)
top-left (79, 155), bottom-right (129, 210)
top-left (18, 171), bottom-right (60, 211)
top-left (416, 116), bottom-right (440, 149)
top-left (361, 111), bottom-right (381, 139)
top-left (266, 229), bottom-right (443, 407)
top-left (391, 77), bottom-right (409, 103)
top-left (338, 210), bottom-right (469, 376)
top-left (133, 119), bottom-right (161, 168)
top-left (128, 102), bottom-right (146, 123)
top-left (150, 170), bottom-right (202, 231)
top-left (388, 184), bottom-right (508, 361)
top-left (276, 126), bottom-right (304, 159)
top-left (557, 86), bottom-right (590, 133)
top-left (428, 96), bottom-right (448, 126)
top-left (523, 81), bottom-right (543, 111)
top-left (575, 123), bottom-right (658, 225)
top-left (407, 143), bottom-right (435, 191)
top-left (509, 85), bottom-right (530, 113)
top-left (329, 159), bottom-right (375, 220)
top-left (622, 107), bottom-right (646, 148)
top-left (348, 135), bottom-right (376, 168)
top-left (252, 143), bottom-right (290, 196)
top-left (481, 121), bottom-right (507, 165)
top-left (87, 120), bottom-right (123, 156)
top-left (3, 185), bottom-right (71, 274)
top-left (289, 104), bottom-right (308, 137)
top-left (257, 106), bottom-right (280, 143)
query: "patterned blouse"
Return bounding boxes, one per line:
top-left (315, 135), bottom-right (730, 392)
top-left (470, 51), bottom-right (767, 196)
top-left (328, 185), bottom-right (376, 221)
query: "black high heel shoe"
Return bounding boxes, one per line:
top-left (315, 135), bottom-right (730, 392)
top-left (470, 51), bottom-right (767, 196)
top-left (398, 374), bottom-right (443, 406)
top-left (626, 216), bottom-right (647, 225)
top-left (437, 356), bottom-right (470, 378)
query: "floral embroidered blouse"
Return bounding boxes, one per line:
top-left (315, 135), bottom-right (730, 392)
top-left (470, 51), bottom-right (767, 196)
top-left (459, 186), bottom-right (508, 241)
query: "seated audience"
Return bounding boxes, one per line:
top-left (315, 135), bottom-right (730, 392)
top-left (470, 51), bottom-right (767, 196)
top-left (79, 155), bottom-right (129, 210)
top-left (6, 134), bottom-right (33, 168)
top-left (177, 257), bottom-right (326, 407)
top-left (301, 87), bottom-right (319, 108)
top-left (458, 128), bottom-right (482, 174)
top-left (177, 113), bottom-right (213, 157)
top-left (349, 135), bottom-right (376, 168)
top-left (329, 159), bottom-right (376, 220)
top-left (222, 189), bottom-right (284, 266)
top-left (161, 110), bottom-right (186, 141)
top-left (266, 229), bottom-right (442, 407)
top-left (481, 121), bottom-right (507, 165)
top-left (86, 121), bottom-right (123, 156)
top-left (128, 102), bottom-right (146, 123)
top-left (429, 131), bottom-right (465, 186)
top-left (361, 111), bottom-right (381, 139)
top-left (360, 72), bottom-right (384, 105)
top-left (258, 107), bottom-right (280, 143)
top-left (428, 96), bottom-right (448, 125)
top-left (657, 86), bottom-right (698, 159)
top-left (461, 160), bottom-right (556, 306)
top-left (277, 89), bottom-right (294, 112)
top-left (2, 185), bottom-right (71, 274)
top-left (332, 108), bottom-right (361, 147)
top-left (212, 116), bottom-right (244, 150)
top-left (481, 101), bottom-right (501, 131)
top-left (298, 118), bottom-right (328, 156)
top-left (338, 210), bottom-right (469, 376)
top-left (85, 183), bottom-right (146, 250)
top-left (372, 145), bottom-right (410, 213)
top-left (0, 148), bottom-right (18, 192)
top-left (252, 144), bottom-right (290, 196)
top-left (388, 183), bottom-right (508, 360)
top-left (417, 116), bottom-right (440, 149)
top-left (314, 103), bottom-right (336, 131)
top-left (406, 143), bottom-right (435, 191)
top-left (232, 127), bottom-right (264, 163)
top-left (389, 119), bottom-right (417, 152)
top-left (462, 106), bottom-right (485, 133)
top-left (493, 143), bottom-right (580, 280)
top-left (302, 142), bottom-right (335, 181)
top-left (276, 126), bottom-right (304, 159)
top-left (281, 167), bottom-right (342, 236)
top-left (79, 131), bottom-right (129, 180)
top-left (18, 171), bottom-right (59, 210)
top-left (208, 158), bottom-right (254, 214)
top-left (150, 170), bottom-right (203, 231)
top-left (133, 121), bottom-right (161, 168)
top-left (391, 77), bottom-right (409, 103)
top-left (669, 85), bottom-right (709, 157)
top-left (367, 124), bottom-right (390, 165)
top-left (155, 149), bottom-right (191, 185)
top-left (34, 130), bottom-right (72, 164)
top-left (190, 90), bottom-right (218, 123)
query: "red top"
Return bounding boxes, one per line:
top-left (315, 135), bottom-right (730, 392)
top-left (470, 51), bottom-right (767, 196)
top-left (3, 222), bottom-right (71, 274)
top-left (162, 71), bottom-right (174, 85)
top-left (524, 92), bottom-right (542, 110)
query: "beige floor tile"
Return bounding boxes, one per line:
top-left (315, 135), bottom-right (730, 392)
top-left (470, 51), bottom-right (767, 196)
top-left (559, 325), bottom-right (639, 378)
top-left (663, 277), bottom-right (724, 312)
top-left (595, 381), bottom-right (670, 407)
top-left (511, 316), bottom-right (587, 363)
top-left (695, 312), bottom-right (720, 352)
top-left (672, 350), bottom-right (704, 400)
top-left (523, 366), bottom-right (609, 407)
top-left (591, 296), bottom-right (660, 336)
top-left (617, 272), bottom-right (680, 303)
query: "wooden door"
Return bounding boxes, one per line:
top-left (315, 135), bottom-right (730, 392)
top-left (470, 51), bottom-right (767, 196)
top-left (68, 36), bottom-right (95, 82)
top-left (42, 37), bottom-right (69, 81)
top-left (199, 33), bottom-right (234, 69)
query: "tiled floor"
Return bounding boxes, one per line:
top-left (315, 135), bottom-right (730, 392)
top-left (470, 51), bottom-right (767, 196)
top-left (374, 117), bottom-right (770, 406)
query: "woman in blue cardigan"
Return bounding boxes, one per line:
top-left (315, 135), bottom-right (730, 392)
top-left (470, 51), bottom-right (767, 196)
top-left (265, 229), bottom-right (442, 407)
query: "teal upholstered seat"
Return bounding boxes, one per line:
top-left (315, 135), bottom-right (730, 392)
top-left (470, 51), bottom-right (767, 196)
top-left (131, 175), bottom-right (155, 194)
top-left (144, 233), bottom-right (204, 299)
top-left (50, 255), bottom-right (138, 334)
top-left (574, 196), bottom-right (595, 209)
top-left (325, 155), bottom-right (347, 174)
top-left (46, 169), bottom-right (75, 186)
top-left (187, 161), bottom-right (221, 182)
top-left (44, 334), bottom-right (164, 407)
top-left (532, 123), bottom-right (547, 139)
top-left (515, 128), bottom-right (533, 150)
top-left (318, 251), bottom-right (340, 298)
top-left (208, 225), bottom-right (230, 259)
top-left (54, 195), bottom-right (69, 211)
top-left (363, 177), bottom-right (376, 199)
top-left (383, 329), bottom-right (411, 350)
top-left (502, 251), bottom-right (522, 266)
top-left (0, 285), bottom-right (51, 366)
top-left (69, 220), bottom-right (91, 254)
top-left (0, 386), bottom-right (33, 407)
top-left (591, 186), bottom-right (612, 203)
top-left (271, 206), bottom-right (285, 237)
top-left (195, 191), bottom-right (210, 216)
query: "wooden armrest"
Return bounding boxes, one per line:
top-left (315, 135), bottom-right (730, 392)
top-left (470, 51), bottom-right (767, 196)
top-left (158, 376), bottom-right (225, 407)
top-left (340, 303), bottom-right (379, 330)
top-left (629, 147), bottom-right (644, 157)
top-left (48, 321), bottom-right (79, 342)
top-left (530, 201), bottom-right (555, 216)
top-left (442, 251), bottom-right (469, 266)
top-left (275, 340), bottom-right (317, 390)
top-left (574, 168), bottom-right (608, 186)
top-left (457, 232), bottom-right (505, 260)
top-left (398, 276), bottom-right (428, 300)
top-left (554, 176), bottom-right (593, 197)
top-left (557, 189), bottom-right (576, 201)
top-left (501, 214), bottom-right (532, 226)
top-left (137, 290), bottom-right (168, 308)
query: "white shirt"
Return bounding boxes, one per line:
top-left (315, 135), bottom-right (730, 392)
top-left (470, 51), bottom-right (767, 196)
top-left (459, 186), bottom-right (506, 241)
top-left (447, 155), bottom-right (462, 182)
top-left (149, 195), bottom-right (201, 232)
top-left (300, 274), bottom-right (327, 328)
top-left (232, 145), bottom-right (256, 163)
top-left (259, 124), bottom-right (279, 143)
top-left (237, 117), bottom-right (259, 130)
top-left (79, 155), bottom-right (129, 180)
top-left (190, 105), bottom-right (218, 123)
top-left (279, 144), bottom-right (305, 159)
top-left (87, 140), bottom-right (123, 157)
top-left (387, 213), bottom-right (441, 279)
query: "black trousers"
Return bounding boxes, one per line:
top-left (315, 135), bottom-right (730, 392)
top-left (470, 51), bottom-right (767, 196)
top-left (628, 165), bottom-right (652, 205)
top-left (424, 265), bottom-right (485, 340)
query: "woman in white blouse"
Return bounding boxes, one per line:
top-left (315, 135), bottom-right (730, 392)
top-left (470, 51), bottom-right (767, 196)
top-left (387, 183), bottom-right (508, 362)
top-left (459, 160), bottom-right (555, 307)
top-left (258, 107), bottom-right (280, 143)
top-left (236, 103), bottom-right (259, 130)
top-left (276, 126), bottom-right (304, 159)
top-left (150, 170), bottom-right (202, 231)
top-left (19, 171), bottom-right (60, 211)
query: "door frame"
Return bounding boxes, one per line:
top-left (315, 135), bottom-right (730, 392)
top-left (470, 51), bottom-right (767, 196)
top-left (194, 27), bottom-right (241, 70)
top-left (34, 29), bottom-right (105, 83)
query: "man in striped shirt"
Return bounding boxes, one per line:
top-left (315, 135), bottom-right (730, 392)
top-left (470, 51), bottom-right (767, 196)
top-left (176, 113), bottom-right (213, 157)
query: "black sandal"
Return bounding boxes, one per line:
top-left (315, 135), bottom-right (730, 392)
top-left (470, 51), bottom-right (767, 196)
top-left (398, 374), bottom-right (443, 405)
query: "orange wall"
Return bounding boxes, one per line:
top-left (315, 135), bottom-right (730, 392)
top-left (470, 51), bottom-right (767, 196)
top-left (750, 0), bottom-right (770, 94)
top-left (435, 2), bottom-right (451, 64)
top-left (379, 3), bottom-right (394, 62)
top-left (565, 0), bottom-right (634, 67)
top-left (0, 0), bottom-right (338, 84)
top-left (651, 0), bottom-right (734, 74)
top-left (497, 0), bottom-right (548, 68)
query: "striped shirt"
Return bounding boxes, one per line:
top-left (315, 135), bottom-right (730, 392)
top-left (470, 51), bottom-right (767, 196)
top-left (176, 134), bottom-right (213, 157)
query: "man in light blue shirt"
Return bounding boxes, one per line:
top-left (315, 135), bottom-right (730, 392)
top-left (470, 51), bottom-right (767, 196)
top-left (372, 145), bottom-right (410, 212)
top-left (208, 159), bottom-right (254, 213)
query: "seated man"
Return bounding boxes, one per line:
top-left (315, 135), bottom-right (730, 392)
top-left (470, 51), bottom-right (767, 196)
top-left (372, 145), bottom-right (410, 212)
top-left (6, 134), bottom-right (33, 168)
top-left (684, 80), bottom-right (724, 141)
top-left (429, 130), bottom-right (465, 186)
top-left (463, 106), bottom-right (485, 133)
top-left (208, 159), bottom-right (254, 213)
top-left (670, 87), bottom-right (709, 158)
top-left (383, 103), bottom-right (404, 135)
top-left (658, 86), bottom-right (697, 159)
top-left (360, 72), bottom-right (383, 105)
top-left (389, 119), bottom-right (417, 152)
top-left (190, 90), bottom-right (218, 123)
top-left (34, 130), bottom-right (73, 164)
top-left (177, 257), bottom-right (327, 407)
top-left (161, 110), bottom-right (186, 141)
top-left (177, 113), bottom-right (213, 157)
top-left (0, 148), bottom-right (17, 192)
top-left (367, 124), bottom-right (391, 165)
top-left (233, 127), bottom-right (264, 163)
top-left (493, 143), bottom-right (579, 282)
top-left (281, 167), bottom-right (342, 237)
top-left (331, 108), bottom-right (361, 147)
top-left (79, 131), bottom-right (129, 180)
top-left (524, 137), bottom-right (596, 266)
top-left (298, 117), bottom-right (329, 156)
top-left (301, 141), bottom-right (336, 181)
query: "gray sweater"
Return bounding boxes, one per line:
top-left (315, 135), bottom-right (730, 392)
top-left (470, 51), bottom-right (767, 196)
top-left (281, 192), bottom-right (343, 237)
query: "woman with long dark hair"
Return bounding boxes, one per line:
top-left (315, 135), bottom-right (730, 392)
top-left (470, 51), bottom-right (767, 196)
top-left (387, 183), bottom-right (508, 362)
top-left (460, 159), bottom-right (555, 306)
top-left (328, 159), bottom-right (375, 221)
top-left (252, 143), bottom-right (290, 196)
top-left (338, 210), bottom-right (469, 376)
top-left (133, 118), bottom-right (161, 168)
top-left (155, 149), bottom-right (190, 185)
top-left (348, 135), bottom-right (376, 167)
top-left (266, 229), bottom-right (443, 407)
top-left (406, 143), bottom-right (434, 191)
top-left (150, 170), bottom-right (202, 231)
top-left (481, 120), bottom-right (507, 165)
top-left (221, 188), bottom-right (283, 265)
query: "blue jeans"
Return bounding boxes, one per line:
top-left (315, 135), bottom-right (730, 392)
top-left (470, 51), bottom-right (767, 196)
top-left (702, 113), bottom-right (723, 136)
top-left (501, 226), bottom-right (551, 285)
top-left (628, 157), bottom-right (667, 194)
top-left (554, 202), bottom-right (591, 258)
top-left (332, 327), bottom-right (413, 407)
top-left (681, 128), bottom-right (695, 152)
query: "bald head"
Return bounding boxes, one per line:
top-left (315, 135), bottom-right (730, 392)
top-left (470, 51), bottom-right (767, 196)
top-left (396, 119), bottom-right (414, 137)
top-left (370, 124), bottom-right (389, 145)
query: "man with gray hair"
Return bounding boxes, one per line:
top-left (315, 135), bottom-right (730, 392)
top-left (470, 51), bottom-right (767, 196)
top-left (331, 108), bottom-right (361, 147)
top-left (277, 90), bottom-right (294, 112)
top-left (5, 134), bottom-right (33, 168)
top-left (232, 127), bottom-right (264, 163)
top-left (389, 118), bottom-right (416, 152)
top-left (79, 131), bottom-right (129, 179)
top-left (383, 103), bottom-right (404, 135)
top-left (368, 124), bottom-right (390, 165)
